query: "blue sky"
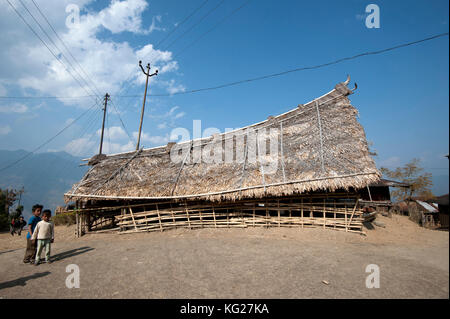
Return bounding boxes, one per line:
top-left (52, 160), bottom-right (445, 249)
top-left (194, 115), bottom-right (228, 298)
top-left (0, 0), bottom-right (448, 194)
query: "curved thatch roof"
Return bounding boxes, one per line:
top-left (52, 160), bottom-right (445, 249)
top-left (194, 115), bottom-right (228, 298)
top-left (65, 77), bottom-right (380, 203)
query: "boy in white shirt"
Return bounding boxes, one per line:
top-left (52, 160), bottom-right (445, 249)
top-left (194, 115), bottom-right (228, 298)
top-left (31, 210), bottom-right (54, 265)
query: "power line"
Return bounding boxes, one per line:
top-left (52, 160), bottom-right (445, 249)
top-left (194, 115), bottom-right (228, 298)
top-left (162, 0), bottom-right (226, 52)
top-left (116, 32), bottom-right (450, 97)
top-left (154, 0), bottom-right (210, 49)
top-left (0, 101), bottom-right (101, 172)
top-left (173, 0), bottom-right (252, 59)
top-left (108, 98), bottom-right (135, 145)
top-left (5, 0), bottom-right (99, 103)
top-left (22, 107), bottom-right (103, 191)
top-left (16, 0), bottom-right (100, 98)
top-left (1, 32), bottom-right (448, 101)
top-left (29, 0), bottom-right (103, 97)
top-left (0, 95), bottom-right (96, 100)
top-left (113, 0), bottom-right (221, 107)
top-left (86, 1), bottom-right (217, 146)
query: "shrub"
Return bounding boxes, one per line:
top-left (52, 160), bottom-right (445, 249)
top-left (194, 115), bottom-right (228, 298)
top-left (53, 211), bottom-right (77, 226)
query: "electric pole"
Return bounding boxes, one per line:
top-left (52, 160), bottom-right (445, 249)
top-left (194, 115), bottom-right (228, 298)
top-left (99, 93), bottom-right (109, 155)
top-left (136, 60), bottom-right (158, 150)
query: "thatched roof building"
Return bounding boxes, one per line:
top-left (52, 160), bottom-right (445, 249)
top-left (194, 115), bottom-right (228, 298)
top-left (65, 77), bottom-right (380, 205)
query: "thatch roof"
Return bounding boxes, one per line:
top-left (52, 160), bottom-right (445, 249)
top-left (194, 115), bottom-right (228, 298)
top-left (65, 77), bottom-right (381, 203)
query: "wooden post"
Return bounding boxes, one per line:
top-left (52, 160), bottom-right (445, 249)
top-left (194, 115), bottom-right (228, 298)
top-left (333, 200), bottom-right (336, 229)
top-left (347, 197), bottom-right (359, 230)
top-left (170, 203), bottom-right (176, 224)
top-left (212, 205), bottom-right (217, 228)
top-left (185, 204), bottom-right (191, 229)
top-left (156, 204), bottom-right (163, 232)
top-left (136, 61), bottom-right (158, 150)
top-left (75, 212), bottom-right (79, 237)
top-left (240, 208), bottom-right (245, 227)
top-left (289, 198), bottom-right (292, 226)
top-left (252, 208), bottom-right (255, 227)
top-left (323, 198), bottom-right (326, 229)
top-left (145, 207), bottom-right (149, 231)
top-left (301, 197), bottom-right (304, 228)
top-left (128, 207), bottom-right (138, 231)
top-left (344, 201), bottom-right (348, 232)
top-left (277, 200), bottom-right (281, 227)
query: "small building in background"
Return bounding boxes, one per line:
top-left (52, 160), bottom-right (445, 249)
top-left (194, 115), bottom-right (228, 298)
top-left (433, 194), bottom-right (449, 229)
top-left (358, 179), bottom-right (409, 216)
top-left (394, 198), bottom-right (441, 229)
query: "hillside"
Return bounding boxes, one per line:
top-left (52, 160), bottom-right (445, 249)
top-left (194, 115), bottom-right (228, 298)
top-left (0, 150), bottom-right (87, 219)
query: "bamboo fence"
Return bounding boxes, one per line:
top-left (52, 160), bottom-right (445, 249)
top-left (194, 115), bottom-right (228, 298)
top-left (75, 195), bottom-right (364, 236)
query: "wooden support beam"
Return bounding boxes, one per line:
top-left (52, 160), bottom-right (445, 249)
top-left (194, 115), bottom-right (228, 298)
top-left (212, 205), bottom-right (217, 228)
top-left (347, 197), bottom-right (359, 230)
top-left (301, 198), bottom-right (304, 228)
top-left (156, 204), bottom-right (163, 232)
top-left (185, 204), bottom-right (191, 229)
top-left (278, 200), bottom-right (281, 227)
top-left (344, 200), bottom-right (348, 232)
top-left (128, 207), bottom-right (138, 231)
top-left (323, 198), bottom-right (326, 229)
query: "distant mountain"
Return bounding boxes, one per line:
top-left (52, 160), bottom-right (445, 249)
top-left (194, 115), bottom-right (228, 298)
top-left (0, 149), bottom-right (87, 220)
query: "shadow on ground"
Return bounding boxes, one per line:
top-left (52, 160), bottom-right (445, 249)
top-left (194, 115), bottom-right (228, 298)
top-left (0, 272), bottom-right (51, 290)
top-left (0, 249), bottom-right (20, 255)
top-left (52, 247), bottom-right (94, 261)
top-left (363, 221), bottom-right (375, 230)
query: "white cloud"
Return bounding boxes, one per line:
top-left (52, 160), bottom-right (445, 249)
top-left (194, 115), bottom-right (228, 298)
top-left (100, 140), bottom-right (135, 154)
top-left (64, 136), bottom-right (97, 156)
top-left (96, 126), bottom-right (128, 140)
top-left (1, 0), bottom-right (184, 107)
top-left (96, 0), bottom-right (150, 34)
top-left (149, 105), bottom-right (185, 122)
top-left (64, 126), bottom-right (169, 156)
top-left (0, 103), bottom-right (28, 113)
top-left (174, 111), bottom-right (185, 119)
top-left (159, 79), bottom-right (186, 94)
top-left (0, 125), bottom-right (11, 135)
top-left (132, 131), bottom-right (169, 145)
top-left (148, 15), bottom-right (165, 33)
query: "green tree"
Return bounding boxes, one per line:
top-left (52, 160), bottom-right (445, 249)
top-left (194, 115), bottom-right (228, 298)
top-left (0, 188), bottom-right (20, 230)
top-left (380, 158), bottom-right (433, 202)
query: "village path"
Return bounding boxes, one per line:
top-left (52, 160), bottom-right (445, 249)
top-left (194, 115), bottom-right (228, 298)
top-left (0, 215), bottom-right (448, 299)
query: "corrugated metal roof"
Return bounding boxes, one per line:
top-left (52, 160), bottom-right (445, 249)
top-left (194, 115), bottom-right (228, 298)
top-left (416, 200), bottom-right (439, 213)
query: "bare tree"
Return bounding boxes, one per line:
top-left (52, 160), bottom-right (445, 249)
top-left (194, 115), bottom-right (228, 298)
top-left (380, 158), bottom-right (433, 201)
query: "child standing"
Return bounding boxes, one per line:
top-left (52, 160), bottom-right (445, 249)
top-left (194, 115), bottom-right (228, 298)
top-left (31, 210), bottom-right (54, 265)
top-left (23, 204), bottom-right (42, 264)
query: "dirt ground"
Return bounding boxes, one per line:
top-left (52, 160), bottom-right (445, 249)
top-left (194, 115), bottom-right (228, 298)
top-left (0, 214), bottom-right (448, 299)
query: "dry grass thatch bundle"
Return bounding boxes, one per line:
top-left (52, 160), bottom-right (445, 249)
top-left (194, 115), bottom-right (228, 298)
top-left (65, 77), bottom-right (380, 204)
